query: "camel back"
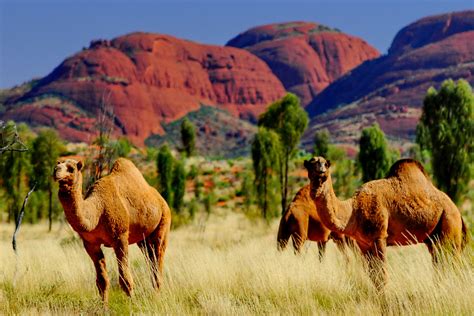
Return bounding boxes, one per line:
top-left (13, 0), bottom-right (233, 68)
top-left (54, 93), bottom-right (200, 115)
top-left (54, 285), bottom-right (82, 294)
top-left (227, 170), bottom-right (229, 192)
top-left (107, 158), bottom-right (154, 194)
top-left (386, 158), bottom-right (429, 179)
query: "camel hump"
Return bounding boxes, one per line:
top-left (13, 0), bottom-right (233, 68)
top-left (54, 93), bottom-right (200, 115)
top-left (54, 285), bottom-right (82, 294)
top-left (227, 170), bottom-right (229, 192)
top-left (110, 158), bottom-right (138, 174)
top-left (386, 158), bottom-right (428, 178)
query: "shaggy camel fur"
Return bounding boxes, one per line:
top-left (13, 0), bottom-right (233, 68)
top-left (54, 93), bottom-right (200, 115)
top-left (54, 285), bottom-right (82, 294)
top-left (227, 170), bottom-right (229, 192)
top-left (54, 158), bottom-right (171, 303)
top-left (304, 157), bottom-right (468, 288)
top-left (277, 185), bottom-right (352, 258)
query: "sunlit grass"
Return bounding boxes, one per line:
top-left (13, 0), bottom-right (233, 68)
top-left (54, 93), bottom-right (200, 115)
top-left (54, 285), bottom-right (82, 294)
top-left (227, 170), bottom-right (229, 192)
top-left (1, 212), bottom-right (473, 314)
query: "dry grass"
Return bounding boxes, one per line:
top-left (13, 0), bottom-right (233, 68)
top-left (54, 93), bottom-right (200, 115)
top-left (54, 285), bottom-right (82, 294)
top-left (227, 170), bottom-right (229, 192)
top-left (1, 212), bottom-right (473, 315)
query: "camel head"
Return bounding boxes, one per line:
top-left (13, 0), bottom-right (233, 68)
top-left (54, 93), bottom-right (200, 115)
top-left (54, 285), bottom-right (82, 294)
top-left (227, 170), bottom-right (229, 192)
top-left (53, 159), bottom-right (83, 187)
top-left (304, 156), bottom-right (331, 195)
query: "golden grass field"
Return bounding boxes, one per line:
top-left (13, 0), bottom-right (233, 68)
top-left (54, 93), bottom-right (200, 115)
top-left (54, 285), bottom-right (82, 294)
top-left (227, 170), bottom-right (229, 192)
top-left (1, 210), bottom-right (473, 315)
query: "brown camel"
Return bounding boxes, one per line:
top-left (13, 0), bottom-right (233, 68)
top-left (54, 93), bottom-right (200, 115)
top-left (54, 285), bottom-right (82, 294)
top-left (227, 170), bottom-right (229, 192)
top-left (277, 185), bottom-right (353, 259)
top-left (54, 158), bottom-right (171, 303)
top-left (304, 157), bottom-right (468, 288)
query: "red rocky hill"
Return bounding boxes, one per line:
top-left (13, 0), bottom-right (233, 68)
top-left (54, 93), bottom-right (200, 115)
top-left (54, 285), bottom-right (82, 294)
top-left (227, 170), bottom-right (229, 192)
top-left (226, 22), bottom-right (380, 106)
top-left (304, 11), bottom-right (474, 149)
top-left (3, 32), bottom-right (285, 145)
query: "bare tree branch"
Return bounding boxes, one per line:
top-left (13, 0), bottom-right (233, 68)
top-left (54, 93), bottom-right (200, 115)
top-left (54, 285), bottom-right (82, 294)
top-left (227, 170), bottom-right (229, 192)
top-left (12, 183), bottom-right (36, 253)
top-left (0, 121), bottom-right (28, 155)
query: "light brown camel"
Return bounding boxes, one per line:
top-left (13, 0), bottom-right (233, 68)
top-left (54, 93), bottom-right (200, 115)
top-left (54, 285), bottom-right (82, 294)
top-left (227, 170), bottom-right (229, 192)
top-left (54, 158), bottom-right (171, 303)
top-left (277, 184), bottom-right (353, 259)
top-left (304, 157), bottom-right (468, 288)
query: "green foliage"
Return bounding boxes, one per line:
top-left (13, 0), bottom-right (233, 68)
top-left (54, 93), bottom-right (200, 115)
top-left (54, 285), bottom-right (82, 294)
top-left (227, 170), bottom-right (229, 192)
top-left (417, 79), bottom-right (474, 204)
top-left (251, 128), bottom-right (281, 219)
top-left (172, 160), bottom-right (186, 213)
top-left (188, 164), bottom-right (198, 180)
top-left (180, 118), bottom-right (196, 157)
top-left (258, 93), bottom-right (309, 214)
top-left (313, 129), bottom-right (330, 158)
top-left (30, 129), bottom-right (63, 190)
top-left (332, 157), bottom-right (360, 199)
top-left (0, 123), bottom-right (32, 222)
top-left (188, 198), bottom-right (199, 220)
top-left (145, 147), bottom-right (159, 162)
top-left (327, 145), bottom-right (346, 162)
top-left (29, 128), bottom-right (65, 230)
top-left (194, 177), bottom-right (203, 200)
top-left (203, 191), bottom-right (216, 216)
top-left (0, 120), bottom-right (28, 154)
top-left (407, 144), bottom-right (432, 174)
top-left (156, 144), bottom-right (174, 206)
top-left (358, 123), bottom-right (393, 182)
top-left (112, 137), bottom-right (132, 158)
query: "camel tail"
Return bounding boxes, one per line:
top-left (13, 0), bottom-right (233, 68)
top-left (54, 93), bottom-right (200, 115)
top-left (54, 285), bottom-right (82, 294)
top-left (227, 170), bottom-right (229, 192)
top-left (461, 218), bottom-right (469, 251)
top-left (277, 216), bottom-right (291, 251)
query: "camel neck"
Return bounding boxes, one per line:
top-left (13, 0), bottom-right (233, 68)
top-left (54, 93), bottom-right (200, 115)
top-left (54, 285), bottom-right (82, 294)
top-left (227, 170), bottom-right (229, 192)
top-left (58, 174), bottom-right (99, 232)
top-left (312, 175), bottom-right (353, 235)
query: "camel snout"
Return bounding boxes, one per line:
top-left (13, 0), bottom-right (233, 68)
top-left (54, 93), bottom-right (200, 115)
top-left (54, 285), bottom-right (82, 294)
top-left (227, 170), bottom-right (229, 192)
top-left (52, 169), bottom-right (60, 181)
top-left (53, 165), bottom-right (67, 181)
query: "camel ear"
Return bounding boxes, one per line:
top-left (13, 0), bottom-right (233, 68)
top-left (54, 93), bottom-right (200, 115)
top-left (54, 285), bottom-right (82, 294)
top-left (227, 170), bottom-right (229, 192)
top-left (326, 160), bottom-right (331, 168)
top-left (76, 160), bottom-right (83, 171)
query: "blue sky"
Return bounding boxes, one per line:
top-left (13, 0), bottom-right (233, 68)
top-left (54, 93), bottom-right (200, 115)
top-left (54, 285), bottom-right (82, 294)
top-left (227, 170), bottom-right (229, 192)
top-left (0, 0), bottom-right (472, 88)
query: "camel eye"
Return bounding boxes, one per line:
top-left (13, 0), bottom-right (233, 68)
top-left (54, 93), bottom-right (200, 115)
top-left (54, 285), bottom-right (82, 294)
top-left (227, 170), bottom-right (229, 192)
top-left (67, 166), bottom-right (74, 173)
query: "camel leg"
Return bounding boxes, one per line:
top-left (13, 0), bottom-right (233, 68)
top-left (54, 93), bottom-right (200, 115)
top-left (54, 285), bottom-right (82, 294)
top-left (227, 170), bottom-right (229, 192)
top-left (291, 232), bottom-right (306, 254)
top-left (113, 234), bottom-right (134, 297)
top-left (362, 238), bottom-right (387, 291)
top-left (425, 211), bottom-right (463, 266)
top-left (138, 238), bottom-right (158, 287)
top-left (83, 241), bottom-right (110, 303)
top-left (317, 240), bottom-right (327, 261)
top-left (277, 219), bottom-right (291, 251)
top-left (332, 235), bottom-right (351, 262)
top-left (291, 222), bottom-right (308, 254)
top-left (141, 215), bottom-right (171, 290)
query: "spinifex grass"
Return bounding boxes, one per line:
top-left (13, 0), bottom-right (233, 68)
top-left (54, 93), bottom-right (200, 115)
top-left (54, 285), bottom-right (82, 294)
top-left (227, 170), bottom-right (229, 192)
top-left (1, 212), bottom-right (473, 315)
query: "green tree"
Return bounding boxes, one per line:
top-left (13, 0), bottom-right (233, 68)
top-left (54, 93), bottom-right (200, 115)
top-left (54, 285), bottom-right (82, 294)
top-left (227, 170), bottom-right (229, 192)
top-left (251, 128), bottom-right (281, 219)
top-left (239, 170), bottom-right (256, 213)
top-left (332, 157), bottom-right (360, 199)
top-left (417, 79), bottom-right (474, 204)
top-left (157, 144), bottom-right (174, 206)
top-left (358, 123), bottom-right (393, 182)
top-left (258, 93), bottom-right (308, 214)
top-left (0, 123), bottom-right (32, 222)
top-left (313, 129), bottom-right (330, 157)
top-left (30, 129), bottom-right (64, 231)
top-left (180, 117), bottom-right (196, 157)
top-left (172, 160), bottom-right (186, 213)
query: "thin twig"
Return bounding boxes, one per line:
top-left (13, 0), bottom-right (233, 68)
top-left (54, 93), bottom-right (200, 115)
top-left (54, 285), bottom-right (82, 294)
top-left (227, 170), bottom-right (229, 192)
top-left (0, 138), bottom-right (28, 154)
top-left (12, 183), bottom-right (36, 253)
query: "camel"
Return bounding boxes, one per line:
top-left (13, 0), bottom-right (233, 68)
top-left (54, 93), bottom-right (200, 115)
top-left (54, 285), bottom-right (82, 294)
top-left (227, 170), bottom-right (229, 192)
top-left (304, 156), bottom-right (468, 288)
top-left (53, 158), bottom-right (171, 303)
top-left (277, 185), bottom-right (353, 259)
